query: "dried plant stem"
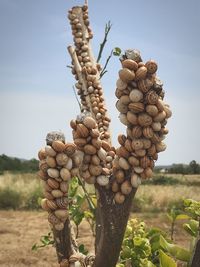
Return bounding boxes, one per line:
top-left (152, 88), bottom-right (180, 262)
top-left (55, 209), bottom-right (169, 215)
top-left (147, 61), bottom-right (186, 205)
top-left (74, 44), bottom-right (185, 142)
top-left (100, 49), bottom-right (113, 78)
top-left (97, 21), bottom-right (112, 63)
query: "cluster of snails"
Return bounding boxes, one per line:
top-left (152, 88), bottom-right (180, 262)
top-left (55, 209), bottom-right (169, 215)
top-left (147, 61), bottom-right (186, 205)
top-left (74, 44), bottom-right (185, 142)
top-left (68, 6), bottom-right (111, 141)
top-left (38, 134), bottom-right (80, 231)
top-left (70, 114), bottom-right (115, 186)
top-left (111, 49), bottom-right (172, 204)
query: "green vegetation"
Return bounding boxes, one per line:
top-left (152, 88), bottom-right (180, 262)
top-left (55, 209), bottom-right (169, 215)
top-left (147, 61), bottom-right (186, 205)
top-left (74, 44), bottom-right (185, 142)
top-left (0, 154), bottom-right (38, 173)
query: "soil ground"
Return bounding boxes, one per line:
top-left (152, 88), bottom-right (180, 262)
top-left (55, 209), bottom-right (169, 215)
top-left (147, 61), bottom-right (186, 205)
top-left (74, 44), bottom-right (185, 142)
top-left (0, 211), bottom-right (190, 267)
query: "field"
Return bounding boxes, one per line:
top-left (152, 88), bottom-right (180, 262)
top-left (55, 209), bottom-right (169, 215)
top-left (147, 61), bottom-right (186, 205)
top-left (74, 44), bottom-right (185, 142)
top-left (0, 172), bottom-right (200, 266)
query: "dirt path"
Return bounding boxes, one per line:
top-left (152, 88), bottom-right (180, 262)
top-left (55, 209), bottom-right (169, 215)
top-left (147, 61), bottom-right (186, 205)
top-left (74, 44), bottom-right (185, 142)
top-left (0, 211), bottom-right (189, 266)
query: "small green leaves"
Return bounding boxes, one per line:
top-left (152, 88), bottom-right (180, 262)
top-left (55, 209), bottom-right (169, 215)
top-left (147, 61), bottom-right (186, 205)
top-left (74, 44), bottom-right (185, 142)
top-left (159, 250), bottom-right (177, 267)
top-left (183, 219), bottom-right (199, 237)
top-left (31, 232), bottom-right (54, 251)
top-left (113, 47), bottom-right (122, 56)
top-left (78, 244), bottom-right (88, 255)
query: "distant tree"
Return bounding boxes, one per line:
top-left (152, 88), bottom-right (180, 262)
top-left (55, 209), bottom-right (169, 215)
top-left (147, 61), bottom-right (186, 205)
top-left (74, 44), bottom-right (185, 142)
top-left (189, 160), bottom-right (200, 174)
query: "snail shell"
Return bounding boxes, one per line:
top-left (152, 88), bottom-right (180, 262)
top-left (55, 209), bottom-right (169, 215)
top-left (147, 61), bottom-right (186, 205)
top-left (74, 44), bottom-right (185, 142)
top-left (145, 60), bottom-right (158, 74)
top-left (60, 259), bottom-right (69, 267)
top-left (116, 100), bottom-right (128, 114)
top-left (96, 175), bottom-right (109, 186)
top-left (55, 209), bottom-right (68, 220)
top-left (64, 158), bottom-right (73, 170)
top-left (52, 140), bottom-right (66, 153)
top-left (46, 156), bottom-right (57, 168)
top-left (91, 154), bottom-right (100, 165)
top-left (156, 142), bottom-right (167, 152)
top-left (120, 95), bottom-right (131, 105)
top-left (56, 153), bottom-right (69, 166)
top-left (121, 180), bottom-right (132, 195)
top-left (138, 113), bottom-right (153, 127)
top-left (74, 138), bottom-right (87, 147)
top-left (47, 178), bottom-right (60, 189)
top-left (132, 139), bottom-right (144, 150)
top-left (118, 134), bottom-right (127, 146)
top-left (132, 126), bottom-right (143, 138)
top-left (127, 111), bottom-right (138, 125)
top-left (64, 143), bottom-right (76, 156)
top-left (152, 122), bottom-right (161, 131)
top-left (145, 91), bottom-right (159, 105)
top-left (41, 198), bottom-right (50, 211)
top-left (144, 167), bottom-right (153, 178)
top-left (164, 106), bottom-right (172, 118)
top-left (46, 199), bottom-right (57, 210)
top-left (119, 113), bottom-right (129, 126)
top-left (84, 176), bottom-right (96, 184)
top-left (119, 68), bottom-right (135, 82)
top-left (116, 78), bottom-right (127, 91)
top-left (89, 164), bottom-right (102, 176)
top-left (137, 79), bottom-right (153, 93)
top-left (147, 144), bottom-right (156, 156)
top-left (125, 49), bottom-right (141, 62)
top-left (129, 89), bottom-right (143, 102)
top-left (56, 197), bottom-right (68, 209)
top-left (128, 156), bottom-right (140, 166)
top-left (146, 105), bottom-right (159, 117)
top-left (91, 139), bottom-right (102, 150)
top-left (55, 222), bottom-right (64, 231)
top-left (140, 156), bottom-right (151, 168)
top-left (39, 160), bottom-right (48, 172)
top-left (156, 99), bottom-right (165, 111)
top-left (114, 192), bottom-right (125, 204)
top-left (124, 139), bottom-right (133, 153)
top-left (134, 166), bottom-right (144, 174)
top-left (51, 189), bottom-right (64, 198)
top-left (44, 191), bottom-right (54, 200)
top-left (135, 149), bottom-right (146, 157)
top-left (47, 168), bottom-right (60, 179)
top-left (115, 169), bottom-right (125, 183)
top-left (143, 126), bottom-right (154, 138)
top-left (135, 66), bottom-right (147, 81)
top-left (84, 144), bottom-right (97, 155)
top-left (76, 124), bottom-right (89, 138)
top-left (122, 59), bottom-right (138, 71)
top-left (38, 148), bottom-right (46, 160)
top-left (118, 157), bottom-right (130, 170)
top-left (112, 181), bottom-right (119, 193)
top-left (116, 146), bottom-right (130, 159)
top-left (142, 138), bottom-right (152, 149)
top-left (131, 173), bottom-right (141, 188)
top-left (48, 213), bottom-right (60, 225)
top-left (151, 133), bottom-right (161, 144)
top-left (153, 111), bottom-right (166, 122)
top-left (60, 181), bottom-right (68, 193)
top-left (83, 116), bottom-right (97, 129)
top-left (101, 140), bottom-right (111, 152)
top-left (97, 148), bottom-right (107, 161)
top-left (128, 102), bottom-right (145, 113)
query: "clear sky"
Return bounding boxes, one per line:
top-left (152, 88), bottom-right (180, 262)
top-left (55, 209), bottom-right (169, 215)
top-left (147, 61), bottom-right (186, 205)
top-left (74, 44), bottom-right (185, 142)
top-left (0, 0), bottom-right (200, 165)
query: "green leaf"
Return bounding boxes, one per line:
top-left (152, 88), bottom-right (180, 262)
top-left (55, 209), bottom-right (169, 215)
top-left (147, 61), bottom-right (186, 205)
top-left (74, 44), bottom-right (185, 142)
top-left (167, 214), bottom-right (173, 222)
top-left (159, 250), bottom-right (177, 267)
top-left (78, 244), bottom-right (88, 255)
top-left (84, 210), bottom-right (94, 219)
top-left (68, 177), bottom-right (79, 198)
top-left (73, 212), bottom-right (84, 226)
top-left (31, 244), bottom-right (38, 251)
top-left (113, 47), bottom-right (121, 56)
top-left (160, 235), bottom-right (190, 262)
top-left (183, 220), bottom-right (198, 237)
top-left (176, 214), bottom-right (190, 220)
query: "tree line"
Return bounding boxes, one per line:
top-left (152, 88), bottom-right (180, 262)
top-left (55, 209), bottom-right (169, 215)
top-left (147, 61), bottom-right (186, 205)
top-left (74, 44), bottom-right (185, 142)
top-left (0, 154), bottom-right (38, 173)
top-left (156, 160), bottom-right (200, 174)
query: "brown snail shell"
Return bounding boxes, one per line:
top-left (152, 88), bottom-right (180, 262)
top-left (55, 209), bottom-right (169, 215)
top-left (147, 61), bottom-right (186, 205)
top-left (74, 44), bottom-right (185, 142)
top-left (156, 99), bottom-right (165, 111)
top-left (119, 113), bottom-right (129, 126)
top-left (128, 156), bottom-right (140, 166)
top-left (135, 66), bottom-right (147, 81)
top-left (91, 138), bottom-right (102, 150)
top-left (91, 155), bottom-right (100, 165)
top-left (140, 156), bottom-right (151, 168)
top-left (124, 139), bottom-right (133, 153)
top-left (145, 60), bottom-right (158, 74)
top-left (64, 143), bottom-right (76, 156)
top-left (60, 259), bottom-right (69, 267)
top-left (118, 157), bottom-right (130, 170)
top-left (144, 167), bottom-right (153, 178)
top-left (76, 124), bottom-right (89, 138)
top-left (115, 169), bottom-right (125, 183)
top-left (38, 148), bottom-right (46, 160)
top-left (125, 49), bottom-right (141, 62)
top-left (119, 68), bottom-right (135, 82)
top-left (90, 129), bottom-right (100, 138)
top-left (114, 192), bottom-right (125, 204)
top-left (121, 180), bottom-right (132, 195)
top-left (101, 140), bottom-right (111, 152)
top-left (74, 138), bottom-right (87, 147)
top-left (128, 102), bottom-right (144, 113)
top-left (51, 189), bottom-right (64, 198)
top-left (152, 122), bottom-right (161, 131)
top-left (116, 146), bottom-right (130, 159)
top-left (47, 168), bottom-right (60, 179)
top-left (46, 156), bottom-right (57, 168)
top-left (38, 170), bottom-right (48, 180)
top-left (132, 126), bottom-right (143, 138)
top-left (46, 199), bottom-right (57, 210)
top-left (145, 91), bottom-right (159, 105)
top-left (83, 116), bottom-right (97, 129)
top-left (132, 139), bottom-right (144, 150)
top-left (129, 89), bottom-right (143, 102)
top-left (151, 133), bottom-right (161, 144)
top-left (138, 113), bottom-right (153, 127)
top-left (84, 144), bottom-right (97, 155)
top-left (55, 209), bottom-right (68, 220)
top-left (164, 106), bottom-right (172, 118)
top-left (96, 175), bottom-right (109, 186)
top-left (153, 111), bottom-right (166, 122)
top-left (56, 153), bottom-right (69, 166)
top-left (41, 198), bottom-right (50, 211)
top-left (52, 140), bottom-right (65, 153)
top-left (47, 178), bottom-right (60, 189)
top-left (70, 119), bottom-right (77, 130)
top-left (134, 166), bottom-right (144, 174)
top-left (89, 164), bottom-right (102, 176)
top-left (48, 213), bottom-right (60, 225)
top-left (147, 144), bottom-right (156, 156)
top-left (56, 197), bottom-right (68, 209)
top-left (39, 160), bottom-right (48, 172)
top-left (120, 95), bottom-right (131, 105)
top-left (64, 158), bottom-right (73, 170)
top-left (137, 79), bottom-right (153, 93)
top-left (122, 59), bottom-right (138, 71)
top-left (146, 105), bottom-right (159, 117)
top-left (55, 222), bottom-right (64, 231)
top-left (135, 149), bottom-right (146, 157)
top-left (156, 142), bottom-right (167, 152)
top-left (84, 176), bottom-right (96, 184)
top-left (60, 181), bottom-right (68, 193)
top-left (143, 126), bottom-right (154, 138)
top-left (116, 78), bottom-right (127, 91)
top-left (116, 100), bottom-right (128, 114)
top-left (142, 139), bottom-right (152, 149)
top-left (131, 173), bottom-right (141, 188)
top-left (97, 148), bottom-right (107, 161)
top-left (112, 180), bottom-right (119, 193)
top-left (44, 191), bottom-right (54, 200)
top-left (126, 112), bottom-right (137, 125)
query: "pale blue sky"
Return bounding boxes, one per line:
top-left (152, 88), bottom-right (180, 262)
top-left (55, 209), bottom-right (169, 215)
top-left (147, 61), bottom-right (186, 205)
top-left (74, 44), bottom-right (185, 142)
top-left (0, 0), bottom-right (200, 164)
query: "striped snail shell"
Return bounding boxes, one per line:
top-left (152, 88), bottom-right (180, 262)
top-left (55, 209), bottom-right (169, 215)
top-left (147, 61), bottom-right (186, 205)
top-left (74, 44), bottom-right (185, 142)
top-left (56, 197), bottom-right (68, 209)
top-left (48, 213), bottom-right (60, 225)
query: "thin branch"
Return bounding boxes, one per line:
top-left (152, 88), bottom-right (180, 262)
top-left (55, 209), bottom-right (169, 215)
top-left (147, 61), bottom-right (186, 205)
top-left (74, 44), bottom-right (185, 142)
top-left (85, 0), bottom-right (88, 6)
top-left (100, 49), bottom-right (113, 79)
top-left (97, 21), bottom-right (112, 63)
top-left (72, 86), bottom-right (82, 111)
